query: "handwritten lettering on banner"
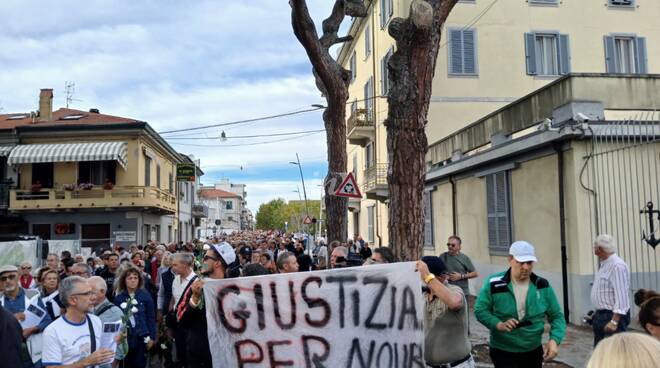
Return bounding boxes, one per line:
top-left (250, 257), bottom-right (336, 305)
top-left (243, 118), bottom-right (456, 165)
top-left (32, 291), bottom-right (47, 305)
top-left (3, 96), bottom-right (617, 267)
top-left (203, 262), bottom-right (425, 368)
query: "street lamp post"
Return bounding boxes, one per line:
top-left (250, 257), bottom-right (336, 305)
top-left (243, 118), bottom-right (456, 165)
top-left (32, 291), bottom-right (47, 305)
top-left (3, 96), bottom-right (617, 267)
top-left (290, 153), bottom-right (310, 218)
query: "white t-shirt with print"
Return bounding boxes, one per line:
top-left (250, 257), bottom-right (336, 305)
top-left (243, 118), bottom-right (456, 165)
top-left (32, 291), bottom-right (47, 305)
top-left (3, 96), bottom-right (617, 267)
top-left (42, 314), bottom-right (103, 366)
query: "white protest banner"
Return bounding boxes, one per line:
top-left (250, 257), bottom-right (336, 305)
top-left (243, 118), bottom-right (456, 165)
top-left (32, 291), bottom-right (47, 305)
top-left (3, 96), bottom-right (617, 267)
top-left (0, 240), bottom-right (38, 269)
top-left (203, 262), bottom-right (425, 368)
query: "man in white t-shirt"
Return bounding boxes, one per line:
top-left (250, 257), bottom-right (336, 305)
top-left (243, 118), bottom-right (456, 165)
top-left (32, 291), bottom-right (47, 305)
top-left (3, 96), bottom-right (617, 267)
top-left (42, 276), bottom-right (114, 367)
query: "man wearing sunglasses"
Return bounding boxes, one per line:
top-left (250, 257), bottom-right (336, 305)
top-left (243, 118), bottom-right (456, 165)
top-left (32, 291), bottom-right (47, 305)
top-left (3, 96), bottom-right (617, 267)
top-left (474, 241), bottom-right (565, 368)
top-left (440, 236), bottom-right (478, 300)
top-left (0, 265), bottom-right (45, 367)
top-left (179, 242), bottom-right (237, 368)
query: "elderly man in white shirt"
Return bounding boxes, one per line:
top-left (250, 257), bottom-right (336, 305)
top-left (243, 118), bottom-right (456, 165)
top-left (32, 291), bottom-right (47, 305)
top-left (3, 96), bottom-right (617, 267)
top-left (590, 234), bottom-right (631, 346)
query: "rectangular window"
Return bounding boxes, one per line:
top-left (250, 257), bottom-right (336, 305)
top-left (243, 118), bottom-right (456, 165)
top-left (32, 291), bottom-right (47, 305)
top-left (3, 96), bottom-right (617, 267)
top-left (364, 24), bottom-right (371, 58)
top-left (154, 224), bottom-right (161, 241)
top-left (604, 35), bottom-right (647, 74)
top-left (144, 155), bottom-right (151, 187)
top-left (226, 200), bottom-right (233, 210)
top-left (367, 205), bottom-right (375, 243)
top-left (78, 161), bottom-right (117, 186)
top-left (381, 48), bottom-right (393, 95)
top-left (486, 171), bottom-right (512, 254)
top-left (156, 164), bottom-right (161, 189)
top-left (364, 77), bottom-right (374, 122)
top-left (525, 32), bottom-right (571, 76)
top-left (448, 28), bottom-right (478, 75)
top-left (32, 162), bottom-right (54, 189)
top-left (350, 52), bottom-right (357, 83)
top-left (364, 142), bottom-right (375, 169)
top-left (351, 99), bottom-right (358, 115)
top-left (168, 172), bottom-right (173, 193)
top-left (32, 224), bottom-right (51, 240)
top-left (380, 0), bottom-right (393, 28)
top-left (608, 0), bottom-right (634, 7)
top-left (167, 225), bottom-right (172, 243)
top-left (352, 154), bottom-right (359, 182)
top-left (423, 190), bottom-right (434, 248)
top-left (81, 224), bottom-right (110, 253)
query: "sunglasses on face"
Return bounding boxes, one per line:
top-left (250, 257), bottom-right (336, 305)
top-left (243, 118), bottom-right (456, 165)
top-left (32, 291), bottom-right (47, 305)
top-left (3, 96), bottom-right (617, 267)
top-left (0, 274), bottom-right (17, 282)
top-left (21, 266), bottom-right (32, 270)
top-left (203, 255), bottom-right (219, 262)
top-left (447, 243), bottom-right (458, 247)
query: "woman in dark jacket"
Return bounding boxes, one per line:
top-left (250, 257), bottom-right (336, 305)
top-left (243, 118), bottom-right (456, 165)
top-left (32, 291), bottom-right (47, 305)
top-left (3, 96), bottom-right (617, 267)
top-left (114, 265), bottom-right (157, 368)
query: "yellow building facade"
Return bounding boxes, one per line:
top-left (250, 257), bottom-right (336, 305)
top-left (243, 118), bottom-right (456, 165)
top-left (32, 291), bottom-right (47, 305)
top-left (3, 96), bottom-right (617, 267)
top-left (338, 0), bottom-right (660, 248)
top-left (0, 91), bottom-right (185, 250)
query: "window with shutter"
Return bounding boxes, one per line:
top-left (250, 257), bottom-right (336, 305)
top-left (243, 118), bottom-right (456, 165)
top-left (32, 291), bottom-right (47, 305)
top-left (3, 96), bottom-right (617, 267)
top-left (423, 190), bottom-right (434, 248)
top-left (605, 35), bottom-right (646, 74)
top-left (365, 24), bottom-right (371, 58)
top-left (364, 77), bottom-right (374, 121)
top-left (381, 48), bottom-right (393, 95)
top-left (350, 52), bottom-right (357, 83)
top-left (529, 0), bottom-right (559, 5)
top-left (380, 0), bottom-right (393, 28)
top-left (448, 28), bottom-right (478, 75)
top-left (608, 0), bottom-right (634, 7)
top-left (526, 32), bottom-right (570, 76)
top-left (486, 171), bottom-right (512, 254)
top-left (367, 206), bottom-right (375, 243)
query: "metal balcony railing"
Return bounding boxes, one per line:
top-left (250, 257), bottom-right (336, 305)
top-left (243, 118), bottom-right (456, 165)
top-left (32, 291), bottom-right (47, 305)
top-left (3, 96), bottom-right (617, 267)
top-left (347, 108), bottom-right (374, 133)
top-left (363, 163), bottom-right (388, 192)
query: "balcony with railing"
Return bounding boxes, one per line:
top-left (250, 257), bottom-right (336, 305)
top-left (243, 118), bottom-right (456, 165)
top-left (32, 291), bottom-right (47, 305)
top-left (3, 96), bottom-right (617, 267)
top-left (363, 163), bottom-right (388, 201)
top-left (347, 108), bottom-right (375, 146)
top-left (10, 186), bottom-right (176, 214)
top-left (192, 203), bottom-right (209, 218)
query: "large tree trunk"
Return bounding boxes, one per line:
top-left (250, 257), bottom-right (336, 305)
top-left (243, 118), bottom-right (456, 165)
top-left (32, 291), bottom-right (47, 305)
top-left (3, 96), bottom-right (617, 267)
top-left (290, 0), bottom-right (366, 243)
top-left (386, 0), bottom-right (458, 261)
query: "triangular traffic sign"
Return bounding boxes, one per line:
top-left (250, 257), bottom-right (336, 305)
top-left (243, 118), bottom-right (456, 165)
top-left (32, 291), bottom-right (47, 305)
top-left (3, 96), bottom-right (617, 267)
top-left (334, 172), bottom-right (362, 198)
top-left (303, 216), bottom-right (312, 225)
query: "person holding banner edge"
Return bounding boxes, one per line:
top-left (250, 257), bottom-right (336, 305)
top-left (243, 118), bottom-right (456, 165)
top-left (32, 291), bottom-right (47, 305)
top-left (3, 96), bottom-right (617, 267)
top-left (474, 241), bottom-right (565, 368)
top-left (417, 257), bottom-right (475, 368)
top-left (182, 242), bottom-right (237, 368)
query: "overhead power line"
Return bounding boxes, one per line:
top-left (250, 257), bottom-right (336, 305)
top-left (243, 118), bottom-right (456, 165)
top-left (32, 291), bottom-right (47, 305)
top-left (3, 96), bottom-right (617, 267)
top-left (157, 95), bottom-right (386, 136)
top-left (164, 129), bottom-right (325, 140)
top-left (168, 131), bottom-right (324, 147)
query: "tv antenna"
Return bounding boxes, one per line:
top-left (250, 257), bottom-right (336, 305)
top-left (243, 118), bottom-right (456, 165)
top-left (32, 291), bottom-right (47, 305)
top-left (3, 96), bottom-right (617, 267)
top-left (64, 81), bottom-right (82, 108)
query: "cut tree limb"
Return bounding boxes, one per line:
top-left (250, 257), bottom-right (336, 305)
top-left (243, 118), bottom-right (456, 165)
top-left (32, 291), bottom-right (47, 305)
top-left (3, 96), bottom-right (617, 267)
top-left (290, 0), bottom-right (367, 243)
top-left (386, 0), bottom-right (459, 261)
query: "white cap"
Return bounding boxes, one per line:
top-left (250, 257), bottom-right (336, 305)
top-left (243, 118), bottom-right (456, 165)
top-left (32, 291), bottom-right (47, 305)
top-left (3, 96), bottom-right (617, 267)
top-left (212, 241), bottom-right (236, 265)
top-left (509, 241), bottom-right (537, 263)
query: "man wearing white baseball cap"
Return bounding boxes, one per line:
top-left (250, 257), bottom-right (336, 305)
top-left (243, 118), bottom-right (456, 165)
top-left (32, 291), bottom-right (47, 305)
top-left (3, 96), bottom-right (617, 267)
top-left (178, 242), bottom-right (237, 367)
top-left (475, 241), bottom-right (566, 368)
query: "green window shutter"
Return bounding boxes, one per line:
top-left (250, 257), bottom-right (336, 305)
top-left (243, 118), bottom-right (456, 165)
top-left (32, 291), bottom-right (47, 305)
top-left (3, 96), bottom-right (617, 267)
top-left (604, 36), bottom-right (616, 73)
top-left (525, 33), bottom-right (537, 75)
top-left (558, 34), bottom-right (571, 75)
top-left (635, 37), bottom-right (648, 74)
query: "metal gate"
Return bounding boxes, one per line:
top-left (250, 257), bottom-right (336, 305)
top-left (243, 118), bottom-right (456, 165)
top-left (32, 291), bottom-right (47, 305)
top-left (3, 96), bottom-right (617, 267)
top-left (583, 114), bottom-right (660, 316)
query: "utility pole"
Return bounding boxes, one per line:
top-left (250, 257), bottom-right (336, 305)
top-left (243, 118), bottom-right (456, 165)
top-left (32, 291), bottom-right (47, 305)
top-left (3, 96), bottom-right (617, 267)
top-left (290, 153), bottom-right (309, 218)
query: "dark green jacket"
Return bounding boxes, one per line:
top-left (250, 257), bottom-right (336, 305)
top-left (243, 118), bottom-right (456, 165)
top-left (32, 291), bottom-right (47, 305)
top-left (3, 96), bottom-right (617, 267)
top-left (474, 269), bottom-right (566, 353)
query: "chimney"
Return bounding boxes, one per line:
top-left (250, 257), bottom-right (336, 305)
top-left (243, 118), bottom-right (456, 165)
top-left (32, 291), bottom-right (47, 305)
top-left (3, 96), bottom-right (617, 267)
top-left (39, 88), bottom-right (54, 121)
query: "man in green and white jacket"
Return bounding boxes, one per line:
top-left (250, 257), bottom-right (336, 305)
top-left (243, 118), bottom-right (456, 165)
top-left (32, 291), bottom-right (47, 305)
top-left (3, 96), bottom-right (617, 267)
top-left (475, 241), bottom-right (566, 368)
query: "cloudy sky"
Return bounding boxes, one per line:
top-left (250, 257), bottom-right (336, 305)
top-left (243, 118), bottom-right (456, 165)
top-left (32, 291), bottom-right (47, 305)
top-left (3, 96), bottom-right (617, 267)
top-left (0, 0), bottom-right (352, 214)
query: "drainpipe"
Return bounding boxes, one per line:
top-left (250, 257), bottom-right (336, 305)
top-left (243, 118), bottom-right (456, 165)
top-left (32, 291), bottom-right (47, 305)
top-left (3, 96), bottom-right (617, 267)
top-left (450, 176), bottom-right (458, 235)
top-left (554, 143), bottom-right (570, 323)
top-left (370, 2), bottom-right (383, 248)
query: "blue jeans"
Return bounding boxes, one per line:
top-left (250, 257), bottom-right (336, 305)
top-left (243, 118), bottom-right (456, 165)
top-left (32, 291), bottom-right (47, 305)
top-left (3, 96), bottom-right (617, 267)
top-left (592, 309), bottom-right (630, 346)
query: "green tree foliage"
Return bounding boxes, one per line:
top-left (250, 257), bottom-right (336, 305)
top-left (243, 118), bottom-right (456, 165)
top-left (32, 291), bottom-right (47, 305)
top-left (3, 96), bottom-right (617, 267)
top-left (255, 198), bottom-right (322, 232)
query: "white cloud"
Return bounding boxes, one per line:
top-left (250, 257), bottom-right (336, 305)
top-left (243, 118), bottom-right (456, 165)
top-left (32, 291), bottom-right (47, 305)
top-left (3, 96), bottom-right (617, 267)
top-left (0, 0), bottom-right (356, 212)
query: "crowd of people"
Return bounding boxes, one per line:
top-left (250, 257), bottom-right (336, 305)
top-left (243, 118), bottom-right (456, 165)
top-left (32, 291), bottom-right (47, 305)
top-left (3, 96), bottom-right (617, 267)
top-left (0, 230), bottom-right (658, 368)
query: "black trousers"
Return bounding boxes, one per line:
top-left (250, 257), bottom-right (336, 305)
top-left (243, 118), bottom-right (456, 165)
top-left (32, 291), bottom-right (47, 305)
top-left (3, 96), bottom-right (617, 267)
top-left (489, 346), bottom-right (543, 368)
top-left (592, 309), bottom-right (630, 346)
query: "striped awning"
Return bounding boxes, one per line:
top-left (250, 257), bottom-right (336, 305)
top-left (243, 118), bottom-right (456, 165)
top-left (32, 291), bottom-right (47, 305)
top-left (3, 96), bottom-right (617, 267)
top-left (0, 144), bottom-right (14, 157)
top-left (8, 142), bottom-right (128, 169)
